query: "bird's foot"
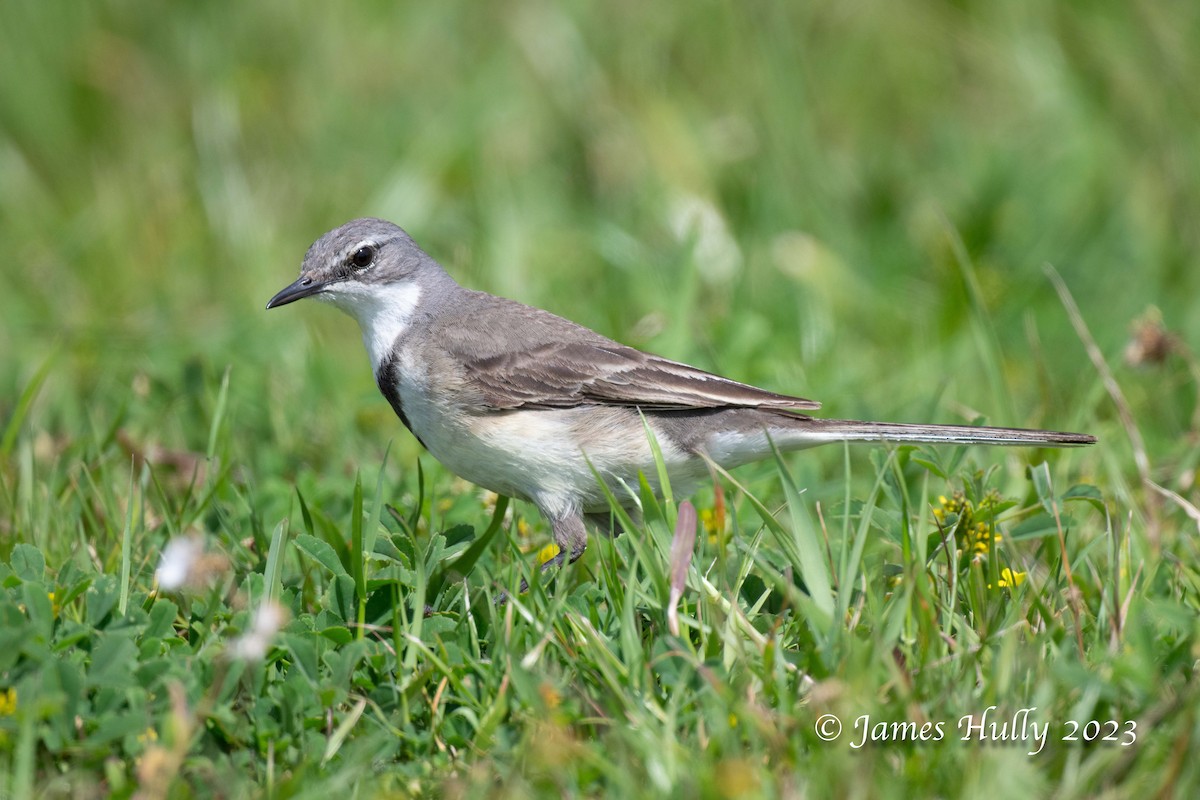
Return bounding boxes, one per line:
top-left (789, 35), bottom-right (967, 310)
top-left (493, 542), bottom-right (584, 605)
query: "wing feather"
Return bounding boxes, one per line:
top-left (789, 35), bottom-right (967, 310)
top-left (436, 293), bottom-right (819, 412)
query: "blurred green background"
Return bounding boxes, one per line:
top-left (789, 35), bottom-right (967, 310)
top-left (4, 0), bottom-right (1197, 481)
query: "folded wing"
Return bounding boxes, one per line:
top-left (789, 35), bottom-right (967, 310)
top-left (439, 294), bottom-right (819, 412)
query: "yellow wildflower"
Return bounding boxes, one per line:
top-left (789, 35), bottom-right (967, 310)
top-left (538, 543), bottom-right (561, 565)
top-left (700, 507), bottom-right (728, 545)
top-left (538, 682), bottom-right (561, 710)
top-left (996, 568), bottom-right (1026, 588)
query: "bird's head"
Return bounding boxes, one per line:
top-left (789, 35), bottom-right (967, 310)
top-left (266, 217), bottom-right (446, 319)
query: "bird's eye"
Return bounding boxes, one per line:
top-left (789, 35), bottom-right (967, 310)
top-left (350, 245), bottom-right (376, 268)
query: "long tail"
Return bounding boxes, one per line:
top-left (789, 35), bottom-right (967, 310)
top-left (799, 418), bottom-right (1096, 447)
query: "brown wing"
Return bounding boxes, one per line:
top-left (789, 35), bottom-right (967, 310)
top-left (437, 292), bottom-right (820, 412)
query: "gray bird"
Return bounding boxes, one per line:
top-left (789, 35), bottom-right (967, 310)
top-left (268, 218), bottom-right (1095, 573)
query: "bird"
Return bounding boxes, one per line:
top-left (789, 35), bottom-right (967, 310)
top-left (267, 218), bottom-right (1095, 575)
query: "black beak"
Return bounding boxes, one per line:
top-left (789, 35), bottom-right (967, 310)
top-left (266, 276), bottom-right (324, 309)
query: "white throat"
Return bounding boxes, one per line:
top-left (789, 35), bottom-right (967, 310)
top-left (322, 281), bottom-right (423, 374)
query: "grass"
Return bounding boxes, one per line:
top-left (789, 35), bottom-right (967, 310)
top-left (2, 1), bottom-right (1200, 797)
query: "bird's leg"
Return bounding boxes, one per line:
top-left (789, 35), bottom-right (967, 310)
top-left (539, 510), bottom-right (589, 570)
top-left (497, 510), bottom-right (589, 602)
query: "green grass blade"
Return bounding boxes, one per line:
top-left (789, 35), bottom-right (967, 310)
top-left (13, 708), bottom-right (36, 800)
top-left (364, 442), bottom-right (391, 562)
top-left (118, 458), bottom-right (137, 617)
top-left (639, 410), bottom-right (674, 515)
top-left (296, 489), bottom-right (316, 537)
top-left (263, 517), bottom-right (288, 603)
top-left (835, 450), bottom-right (895, 625)
top-left (942, 217), bottom-right (1015, 423)
top-left (585, 456), bottom-right (642, 539)
top-left (400, 532), bottom-right (427, 676)
top-left (321, 697), bottom-right (366, 766)
top-left (768, 439), bottom-right (834, 620)
top-left (205, 365), bottom-right (232, 462)
top-left (1, 348), bottom-right (56, 459)
top-left (407, 459), bottom-right (426, 533)
top-left (351, 471), bottom-right (365, 639)
top-left (445, 494), bottom-right (509, 579)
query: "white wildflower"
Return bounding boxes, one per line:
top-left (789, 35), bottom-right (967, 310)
top-left (231, 601), bottom-right (289, 661)
top-left (669, 193), bottom-right (742, 284)
top-left (155, 536), bottom-right (205, 591)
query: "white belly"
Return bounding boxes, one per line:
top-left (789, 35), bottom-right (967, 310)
top-left (399, 381), bottom-right (697, 514)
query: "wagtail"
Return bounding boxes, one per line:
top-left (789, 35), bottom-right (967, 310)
top-left (268, 218), bottom-right (1095, 571)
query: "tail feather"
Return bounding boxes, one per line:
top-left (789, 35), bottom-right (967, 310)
top-left (799, 418), bottom-right (1096, 447)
